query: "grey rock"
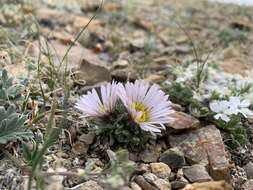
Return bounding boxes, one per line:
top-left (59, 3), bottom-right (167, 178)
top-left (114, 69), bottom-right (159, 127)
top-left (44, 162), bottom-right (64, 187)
top-left (244, 162), bottom-right (253, 179)
top-left (159, 147), bottom-right (186, 170)
top-left (183, 164), bottom-right (212, 183)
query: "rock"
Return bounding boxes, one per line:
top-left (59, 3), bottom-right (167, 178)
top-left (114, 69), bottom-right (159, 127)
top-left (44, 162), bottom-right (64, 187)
top-left (150, 162), bottom-right (171, 179)
top-left (130, 38), bottom-right (145, 50)
top-left (30, 40), bottom-right (111, 85)
top-left (159, 147), bottom-right (186, 170)
top-left (80, 180), bottom-right (103, 190)
top-left (169, 125), bottom-right (230, 182)
top-left (142, 173), bottom-right (171, 190)
top-left (130, 182), bottom-right (142, 190)
top-left (79, 131), bottom-right (95, 145)
top-left (182, 181), bottom-right (233, 190)
top-left (139, 146), bottom-right (161, 163)
top-left (112, 60), bottom-right (129, 69)
top-left (167, 112), bottom-right (200, 132)
top-left (72, 141), bottom-right (89, 156)
top-left (137, 163), bottom-right (150, 173)
top-left (135, 175), bottom-right (158, 190)
top-left (145, 74), bottom-right (165, 83)
top-left (183, 164), bottom-right (212, 183)
top-left (241, 179), bottom-right (253, 190)
top-left (153, 178), bottom-right (171, 190)
top-left (143, 173), bottom-right (158, 183)
top-left (170, 178), bottom-right (188, 190)
top-left (244, 162), bottom-right (253, 179)
top-left (111, 68), bottom-right (138, 83)
top-left (76, 55), bottom-right (111, 85)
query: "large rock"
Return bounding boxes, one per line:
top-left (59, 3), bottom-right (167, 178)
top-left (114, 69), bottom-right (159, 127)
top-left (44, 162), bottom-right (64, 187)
top-left (183, 164), bottom-right (212, 183)
top-left (182, 181), bottom-right (232, 190)
top-left (167, 112), bottom-right (200, 132)
top-left (244, 162), bottom-right (253, 179)
top-left (159, 147), bottom-right (186, 170)
top-left (169, 125), bottom-right (230, 182)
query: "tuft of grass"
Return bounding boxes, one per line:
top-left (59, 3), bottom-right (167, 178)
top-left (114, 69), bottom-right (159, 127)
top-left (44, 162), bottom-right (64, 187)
top-left (218, 27), bottom-right (247, 45)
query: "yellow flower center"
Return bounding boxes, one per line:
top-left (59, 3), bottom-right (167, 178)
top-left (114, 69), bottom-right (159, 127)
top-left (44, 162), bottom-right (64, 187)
top-left (133, 102), bottom-right (149, 123)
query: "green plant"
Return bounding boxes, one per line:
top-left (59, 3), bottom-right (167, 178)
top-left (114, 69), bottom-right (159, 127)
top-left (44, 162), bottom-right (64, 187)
top-left (165, 82), bottom-right (194, 106)
top-left (213, 114), bottom-right (247, 146)
top-left (95, 107), bottom-right (149, 151)
top-left (218, 27), bottom-right (247, 45)
top-left (0, 105), bottom-right (32, 144)
top-left (0, 69), bottom-right (25, 104)
top-left (104, 149), bottom-right (135, 189)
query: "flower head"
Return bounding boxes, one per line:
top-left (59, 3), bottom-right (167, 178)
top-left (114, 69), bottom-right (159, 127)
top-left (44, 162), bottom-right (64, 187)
top-left (117, 80), bottom-right (174, 134)
top-left (75, 81), bottom-right (118, 118)
top-left (228, 96), bottom-right (253, 117)
top-left (209, 100), bottom-right (231, 122)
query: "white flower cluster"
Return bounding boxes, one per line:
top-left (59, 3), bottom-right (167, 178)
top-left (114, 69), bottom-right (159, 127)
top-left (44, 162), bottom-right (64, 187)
top-left (210, 96), bottom-right (253, 122)
top-left (172, 63), bottom-right (253, 103)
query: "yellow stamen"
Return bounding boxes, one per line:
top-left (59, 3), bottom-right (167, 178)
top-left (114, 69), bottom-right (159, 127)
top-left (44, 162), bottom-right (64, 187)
top-left (133, 102), bottom-right (149, 123)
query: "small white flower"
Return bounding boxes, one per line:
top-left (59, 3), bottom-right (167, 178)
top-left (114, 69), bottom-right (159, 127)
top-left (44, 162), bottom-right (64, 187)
top-left (209, 100), bottom-right (231, 122)
top-left (228, 96), bottom-right (253, 118)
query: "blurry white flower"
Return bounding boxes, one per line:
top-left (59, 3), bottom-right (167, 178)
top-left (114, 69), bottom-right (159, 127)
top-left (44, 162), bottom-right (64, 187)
top-left (209, 100), bottom-right (231, 122)
top-left (75, 81), bottom-right (118, 118)
top-left (117, 80), bottom-right (174, 134)
top-left (228, 96), bottom-right (253, 118)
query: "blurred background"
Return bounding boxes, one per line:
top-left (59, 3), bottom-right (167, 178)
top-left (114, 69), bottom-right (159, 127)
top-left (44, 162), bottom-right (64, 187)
top-left (0, 0), bottom-right (253, 79)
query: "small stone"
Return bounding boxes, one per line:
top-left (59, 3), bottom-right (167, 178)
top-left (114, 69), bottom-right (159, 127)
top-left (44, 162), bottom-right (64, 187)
top-left (176, 169), bottom-right (184, 178)
top-left (159, 147), bottom-right (186, 170)
top-left (139, 148), bottom-right (160, 163)
top-left (72, 141), bottom-right (89, 156)
top-left (167, 112), bottom-right (200, 132)
top-left (145, 74), bottom-right (165, 83)
top-left (79, 132), bottom-right (95, 145)
top-left (80, 180), bottom-right (103, 190)
top-left (143, 173), bottom-right (158, 183)
top-left (182, 181), bottom-right (233, 190)
top-left (171, 178), bottom-right (188, 190)
top-left (169, 172), bottom-right (176, 181)
top-left (113, 60), bottom-right (129, 69)
top-left (136, 163), bottom-right (150, 173)
top-left (241, 179), bottom-right (253, 190)
top-left (130, 182), bottom-right (142, 190)
top-left (135, 175), bottom-right (158, 190)
top-left (150, 163), bottom-right (171, 179)
top-left (183, 164), bottom-right (212, 183)
top-left (153, 178), bottom-right (171, 190)
top-left (244, 162), bottom-right (253, 179)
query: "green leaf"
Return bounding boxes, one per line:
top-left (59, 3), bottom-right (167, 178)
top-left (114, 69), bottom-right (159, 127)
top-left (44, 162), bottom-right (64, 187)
top-left (0, 105), bottom-right (32, 144)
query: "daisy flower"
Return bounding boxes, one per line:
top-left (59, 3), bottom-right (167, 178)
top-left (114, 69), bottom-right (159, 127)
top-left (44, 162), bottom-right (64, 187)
top-left (75, 81), bottom-right (118, 118)
top-left (117, 80), bottom-right (174, 134)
